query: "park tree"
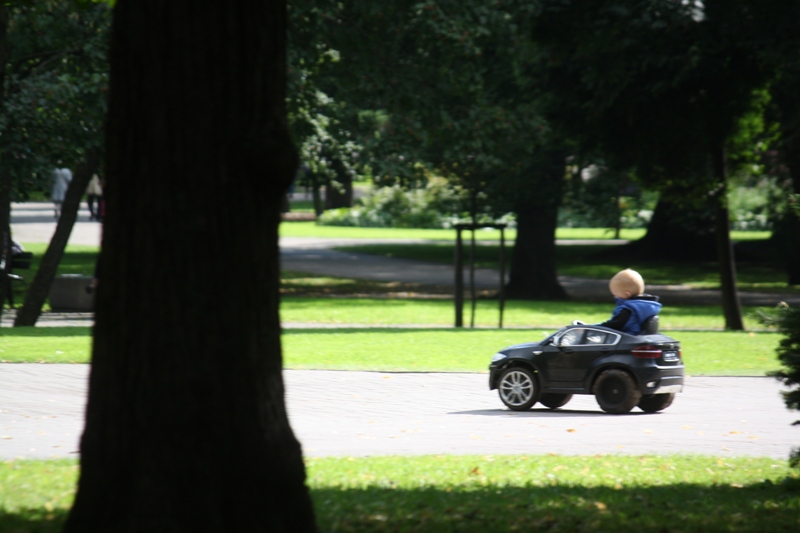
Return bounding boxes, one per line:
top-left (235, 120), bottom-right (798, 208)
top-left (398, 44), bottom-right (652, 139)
top-left (531, 0), bottom-right (800, 329)
top-left (62, 1), bottom-right (318, 531)
top-left (0, 1), bottom-right (108, 315)
top-left (9, 0), bottom-right (109, 326)
top-left (293, 0), bottom-right (571, 299)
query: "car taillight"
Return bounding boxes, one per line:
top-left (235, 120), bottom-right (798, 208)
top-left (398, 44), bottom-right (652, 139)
top-left (632, 345), bottom-right (662, 358)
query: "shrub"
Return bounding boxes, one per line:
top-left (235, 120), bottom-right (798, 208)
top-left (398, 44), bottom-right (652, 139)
top-left (317, 179), bottom-right (467, 229)
top-left (758, 303), bottom-right (800, 469)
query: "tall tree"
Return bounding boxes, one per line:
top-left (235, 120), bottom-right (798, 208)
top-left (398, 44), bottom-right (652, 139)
top-left (531, 0), bottom-right (798, 329)
top-left (63, 2), bottom-right (318, 531)
top-left (12, 1), bottom-right (110, 326)
top-left (294, 0), bottom-right (570, 299)
top-left (0, 1), bottom-right (110, 316)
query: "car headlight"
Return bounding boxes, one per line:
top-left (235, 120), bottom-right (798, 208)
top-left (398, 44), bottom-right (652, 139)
top-left (491, 353), bottom-right (508, 363)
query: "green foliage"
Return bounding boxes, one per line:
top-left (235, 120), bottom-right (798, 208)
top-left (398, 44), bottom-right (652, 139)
top-left (728, 177), bottom-right (785, 231)
top-left (758, 303), bottom-right (800, 467)
top-left (2, 1), bottom-right (110, 198)
top-left (532, 0), bottom-right (793, 194)
top-left (287, 1), bottom-right (363, 195)
top-left (317, 179), bottom-right (479, 228)
top-left (560, 165), bottom-right (657, 229)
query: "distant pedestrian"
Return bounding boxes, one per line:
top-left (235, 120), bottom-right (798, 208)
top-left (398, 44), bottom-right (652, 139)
top-left (85, 174), bottom-right (103, 221)
top-left (51, 167), bottom-right (72, 219)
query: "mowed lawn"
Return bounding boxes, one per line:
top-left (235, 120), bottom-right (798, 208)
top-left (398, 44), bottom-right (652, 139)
top-left (1, 456), bottom-right (798, 532)
top-left (0, 325), bottom-right (781, 376)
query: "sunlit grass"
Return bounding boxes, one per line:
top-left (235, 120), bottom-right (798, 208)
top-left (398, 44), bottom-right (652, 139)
top-left (1, 456), bottom-right (797, 532)
top-left (1, 326), bottom-right (780, 376)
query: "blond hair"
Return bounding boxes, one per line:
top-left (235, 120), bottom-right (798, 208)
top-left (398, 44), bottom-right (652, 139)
top-left (609, 269), bottom-right (644, 299)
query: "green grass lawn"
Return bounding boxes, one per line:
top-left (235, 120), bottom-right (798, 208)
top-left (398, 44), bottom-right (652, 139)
top-left (1, 456), bottom-right (797, 532)
top-left (333, 242), bottom-right (794, 292)
top-left (279, 221), bottom-right (769, 242)
top-left (0, 326), bottom-right (781, 376)
top-left (281, 297), bottom-right (774, 330)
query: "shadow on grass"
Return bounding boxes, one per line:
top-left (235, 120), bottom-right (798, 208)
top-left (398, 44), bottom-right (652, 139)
top-left (3, 482), bottom-right (797, 532)
top-left (312, 482), bottom-right (799, 532)
top-left (0, 327), bottom-right (91, 337)
top-left (0, 510), bottom-right (69, 533)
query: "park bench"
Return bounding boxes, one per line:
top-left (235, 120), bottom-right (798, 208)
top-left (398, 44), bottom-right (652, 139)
top-left (1, 251), bottom-right (32, 307)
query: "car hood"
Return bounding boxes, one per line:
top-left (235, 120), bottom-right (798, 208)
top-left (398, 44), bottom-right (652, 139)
top-left (500, 340), bottom-right (544, 353)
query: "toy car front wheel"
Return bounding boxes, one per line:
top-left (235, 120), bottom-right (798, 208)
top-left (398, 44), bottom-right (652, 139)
top-left (638, 393), bottom-right (675, 413)
top-left (498, 367), bottom-right (540, 411)
top-left (539, 393), bottom-right (573, 409)
top-left (593, 369), bottom-right (642, 414)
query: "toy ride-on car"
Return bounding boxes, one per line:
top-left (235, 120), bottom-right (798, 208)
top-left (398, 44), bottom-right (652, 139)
top-left (488, 317), bottom-right (684, 414)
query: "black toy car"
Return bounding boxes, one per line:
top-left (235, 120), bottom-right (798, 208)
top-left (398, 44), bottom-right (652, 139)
top-left (488, 318), bottom-right (684, 414)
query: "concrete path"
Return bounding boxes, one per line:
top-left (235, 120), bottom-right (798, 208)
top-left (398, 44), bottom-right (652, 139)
top-left (0, 364), bottom-right (795, 460)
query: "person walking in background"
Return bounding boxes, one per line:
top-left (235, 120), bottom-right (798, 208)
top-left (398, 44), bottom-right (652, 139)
top-left (85, 174), bottom-right (103, 221)
top-left (51, 167), bottom-right (72, 219)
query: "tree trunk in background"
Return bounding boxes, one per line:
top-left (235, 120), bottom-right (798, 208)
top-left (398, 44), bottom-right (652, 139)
top-left (63, 2), bottom-right (317, 532)
top-left (0, 6), bottom-right (11, 318)
top-left (505, 147), bottom-right (568, 300)
top-left (606, 194), bottom-right (717, 262)
top-left (13, 151), bottom-right (98, 326)
top-left (0, 170), bottom-right (11, 318)
top-left (783, 136), bottom-right (800, 286)
top-left (324, 176), bottom-right (353, 209)
top-left (711, 145), bottom-right (744, 330)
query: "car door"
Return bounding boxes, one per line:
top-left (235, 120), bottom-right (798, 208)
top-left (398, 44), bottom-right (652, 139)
top-left (554, 327), bottom-right (622, 384)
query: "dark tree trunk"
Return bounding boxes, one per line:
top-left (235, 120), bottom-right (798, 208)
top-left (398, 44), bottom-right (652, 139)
top-left (607, 192), bottom-right (717, 262)
top-left (505, 147), bottom-right (568, 300)
top-left (63, 2), bottom-right (317, 532)
top-left (0, 170), bottom-right (11, 317)
top-left (324, 169), bottom-right (353, 209)
top-left (783, 136), bottom-right (800, 285)
top-left (711, 145), bottom-right (744, 330)
top-left (311, 172), bottom-right (324, 216)
top-left (13, 151), bottom-right (98, 326)
top-left (0, 6), bottom-right (11, 318)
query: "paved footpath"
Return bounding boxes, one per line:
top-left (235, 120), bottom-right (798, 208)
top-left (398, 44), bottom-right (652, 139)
top-left (0, 364), bottom-right (796, 460)
top-left (4, 203), bottom-right (798, 461)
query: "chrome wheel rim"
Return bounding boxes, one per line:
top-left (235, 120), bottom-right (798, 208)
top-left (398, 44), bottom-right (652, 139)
top-left (499, 370), bottom-right (534, 406)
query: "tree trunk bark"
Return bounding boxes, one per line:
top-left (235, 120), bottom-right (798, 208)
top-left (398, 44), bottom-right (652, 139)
top-left (0, 170), bottom-right (11, 317)
top-left (505, 147), bottom-right (568, 300)
top-left (63, 2), bottom-right (317, 532)
top-left (0, 5), bottom-right (11, 319)
top-left (13, 151), bottom-right (98, 326)
top-left (324, 171), bottom-right (353, 209)
top-left (711, 145), bottom-right (744, 330)
top-left (606, 191), bottom-right (716, 262)
top-left (783, 135), bottom-right (800, 286)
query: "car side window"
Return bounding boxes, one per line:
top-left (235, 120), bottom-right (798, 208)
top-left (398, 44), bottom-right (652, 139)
top-left (585, 331), bottom-right (608, 345)
top-left (558, 329), bottom-right (584, 346)
top-left (558, 328), bottom-right (621, 347)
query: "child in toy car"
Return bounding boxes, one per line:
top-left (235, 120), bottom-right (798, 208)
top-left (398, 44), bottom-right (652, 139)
top-left (598, 268), bottom-right (661, 335)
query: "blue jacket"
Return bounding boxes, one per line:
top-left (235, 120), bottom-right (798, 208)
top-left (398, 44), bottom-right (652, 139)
top-left (604, 295), bottom-right (662, 335)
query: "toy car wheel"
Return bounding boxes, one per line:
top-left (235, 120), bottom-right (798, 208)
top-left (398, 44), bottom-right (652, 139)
top-left (593, 369), bottom-right (642, 414)
top-left (637, 393), bottom-right (675, 413)
top-left (539, 393), bottom-right (573, 409)
top-left (498, 367), bottom-right (540, 411)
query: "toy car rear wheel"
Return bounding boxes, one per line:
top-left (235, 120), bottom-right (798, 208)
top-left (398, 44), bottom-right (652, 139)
top-left (539, 393), bottom-right (573, 409)
top-left (637, 393), bottom-right (675, 413)
top-left (593, 369), bottom-right (642, 414)
top-left (498, 367), bottom-right (540, 411)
